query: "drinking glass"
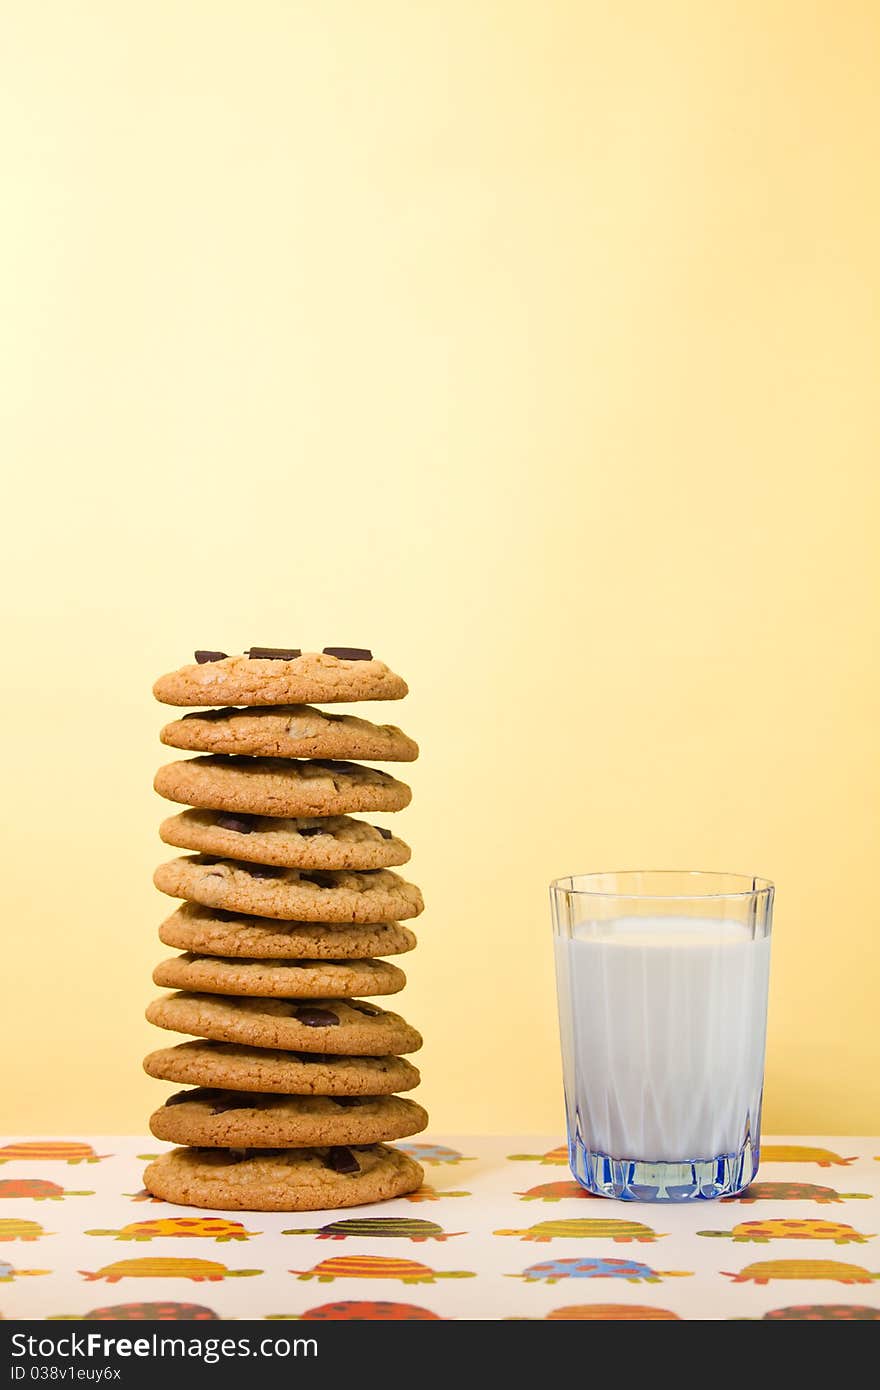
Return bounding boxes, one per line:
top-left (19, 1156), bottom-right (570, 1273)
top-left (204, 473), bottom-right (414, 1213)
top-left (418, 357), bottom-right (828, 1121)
top-left (551, 870), bottom-right (774, 1201)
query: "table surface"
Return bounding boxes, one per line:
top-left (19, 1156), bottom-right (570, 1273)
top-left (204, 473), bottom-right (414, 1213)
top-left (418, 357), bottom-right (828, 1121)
top-left (1, 1135), bottom-right (879, 1321)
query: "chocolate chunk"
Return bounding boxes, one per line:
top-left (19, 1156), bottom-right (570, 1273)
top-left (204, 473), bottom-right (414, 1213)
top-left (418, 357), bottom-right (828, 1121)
top-left (323, 1146), bottom-right (361, 1174)
top-left (322, 647), bottom-right (373, 661)
top-left (164, 1089), bottom-right (198, 1107)
top-left (209, 1097), bottom-right (252, 1115)
top-left (224, 1148), bottom-right (251, 1164)
top-left (194, 651), bottom-right (228, 664)
top-left (294, 1006), bottom-right (340, 1027)
top-left (244, 863), bottom-right (283, 879)
top-left (299, 871), bottom-right (336, 887)
top-left (293, 1051), bottom-right (332, 1063)
top-left (348, 1001), bottom-right (381, 1016)
top-left (183, 706), bottom-right (235, 722)
top-left (215, 814), bottom-right (256, 835)
top-left (374, 825), bottom-right (393, 840)
top-left (247, 647), bottom-right (302, 661)
top-left (332, 1097), bottom-right (366, 1108)
top-left (296, 826), bottom-right (325, 838)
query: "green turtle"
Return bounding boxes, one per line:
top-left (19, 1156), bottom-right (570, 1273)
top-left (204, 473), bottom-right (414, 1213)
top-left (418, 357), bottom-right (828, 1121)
top-left (723, 1259), bottom-right (880, 1285)
top-left (494, 1218), bottom-right (664, 1243)
top-left (0, 1219), bottom-right (53, 1243)
top-left (282, 1218), bottom-right (463, 1242)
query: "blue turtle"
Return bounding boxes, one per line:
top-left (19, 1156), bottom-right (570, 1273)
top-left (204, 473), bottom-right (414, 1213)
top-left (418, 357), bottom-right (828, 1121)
top-left (395, 1144), bottom-right (474, 1166)
top-left (508, 1256), bottom-right (692, 1285)
top-left (0, 1259), bottom-right (48, 1283)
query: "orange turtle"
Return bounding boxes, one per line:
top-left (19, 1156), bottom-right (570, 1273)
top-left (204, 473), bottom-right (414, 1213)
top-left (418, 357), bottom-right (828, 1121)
top-left (700, 1219), bottom-right (873, 1245)
top-left (290, 1256), bottom-right (475, 1285)
top-left (267, 1301), bottom-right (444, 1320)
top-left (0, 1143), bottom-right (108, 1166)
top-left (723, 1259), bottom-right (880, 1286)
top-left (80, 1258), bottom-right (261, 1284)
top-left (516, 1182), bottom-right (597, 1202)
top-left (85, 1218), bottom-right (260, 1243)
top-left (508, 1146), bottom-right (568, 1166)
top-left (759, 1146), bottom-right (856, 1167)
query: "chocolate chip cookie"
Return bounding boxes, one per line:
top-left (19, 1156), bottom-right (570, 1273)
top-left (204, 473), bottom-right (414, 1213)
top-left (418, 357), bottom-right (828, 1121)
top-left (143, 1143), bottom-right (424, 1211)
top-left (159, 810), bottom-right (410, 871)
top-left (158, 905), bottom-right (417, 960)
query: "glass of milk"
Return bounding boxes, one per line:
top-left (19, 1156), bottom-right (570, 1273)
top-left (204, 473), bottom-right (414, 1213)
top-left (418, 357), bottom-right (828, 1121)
top-left (551, 870), bottom-right (774, 1201)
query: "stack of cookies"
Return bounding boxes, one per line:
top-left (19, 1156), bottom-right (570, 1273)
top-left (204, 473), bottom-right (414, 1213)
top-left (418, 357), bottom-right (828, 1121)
top-left (142, 647), bottom-right (427, 1212)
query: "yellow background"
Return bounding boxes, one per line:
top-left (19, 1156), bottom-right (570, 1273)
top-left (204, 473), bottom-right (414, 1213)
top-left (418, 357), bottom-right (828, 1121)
top-left (2, 2), bottom-right (878, 1136)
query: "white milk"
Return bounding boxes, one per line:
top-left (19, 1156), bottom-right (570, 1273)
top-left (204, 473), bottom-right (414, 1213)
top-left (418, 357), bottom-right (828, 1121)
top-left (554, 917), bottom-right (771, 1163)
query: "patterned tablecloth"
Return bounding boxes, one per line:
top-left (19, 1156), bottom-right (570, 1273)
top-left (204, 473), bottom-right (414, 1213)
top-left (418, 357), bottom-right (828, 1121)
top-left (1, 1136), bottom-right (878, 1321)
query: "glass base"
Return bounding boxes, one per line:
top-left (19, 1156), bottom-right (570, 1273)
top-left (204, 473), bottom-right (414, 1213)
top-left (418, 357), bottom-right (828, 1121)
top-left (569, 1131), bottom-right (759, 1202)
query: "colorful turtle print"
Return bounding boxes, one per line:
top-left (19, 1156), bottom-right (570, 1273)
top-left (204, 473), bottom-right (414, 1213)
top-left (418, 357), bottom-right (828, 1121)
top-left (290, 1256), bottom-right (475, 1284)
top-left (267, 1301), bottom-right (444, 1320)
top-left (404, 1185), bottom-right (470, 1203)
top-left (282, 1218), bottom-right (463, 1242)
top-left (508, 1145), bottom-right (568, 1165)
top-left (722, 1181), bottom-right (871, 1205)
top-left (516, 1181), bottom-right (598, 1202)
top-left (699, 1219), bottom-right (873, 1245)
top-left (723, 1260), bottom-right (880, 1286)
top-left (0, 1260), bottom-right (49, 1282)
top-left (85, 1218), bottom-right (260, 1243)
top-left (395, 1144), bottom-right (474, 1166)
top-left (0, 1142), bottom-right (108, 1165)
top-left (494, 1218), bottom-right (665, 1243)
top-left (0, 1219), bottom-right (53, 1243)
top-left (0, 1179), bottom-right (93, 1202)
top-left (48, 1303), bottom-right (222, 1321)
top-left (509, 1257), bottom-right (692, 1285)
top-left (759, 1145), bottom-right (856, 1167)
top-left (545, 1304), bottom-right (681, 1320)
top-left (80, 1258), bottom-right (262, 1283)
top-left (759, 1305), bottom-right (880, 1320)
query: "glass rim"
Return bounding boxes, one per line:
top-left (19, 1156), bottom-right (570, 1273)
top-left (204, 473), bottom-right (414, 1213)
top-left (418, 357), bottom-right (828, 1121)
top-left (550, 868), bottom-right (775, 902)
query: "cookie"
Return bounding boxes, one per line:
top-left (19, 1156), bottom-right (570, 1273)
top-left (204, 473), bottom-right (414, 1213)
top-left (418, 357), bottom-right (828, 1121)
top-left (143, 1041), bottom-right (421, 1096)
top-left (151, 953), bottom-right (406, 998)
top-left (143, 1143), bottom-right (423, 1211)
top-left (149, 1089), bottom-right (428, 1147)
top-left (154, 757), bottom-right (411, 818)
top-left (153, 857), bottom-right (424, 923)
top-left (161, 705), bottom-right (418, 762)
top-left (158, 905), bottom-right (417, 960)
top-left (159, 810), bottom-right (411, 871)
top-left (153, 652), bottom-right (408, 707)
top-left (146, 992), bottom-right (423, 1056)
